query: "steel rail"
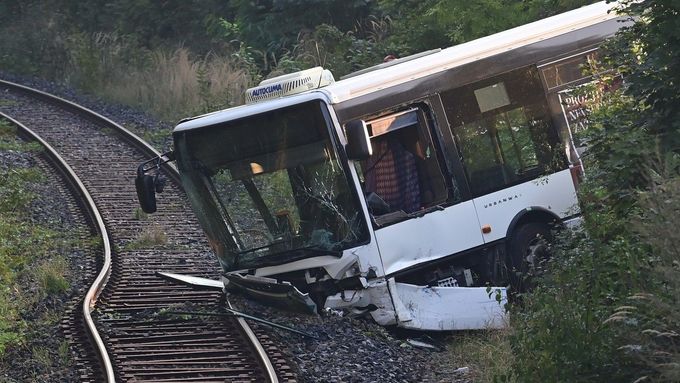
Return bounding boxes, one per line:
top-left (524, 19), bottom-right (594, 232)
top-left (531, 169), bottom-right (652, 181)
top-left (0, 79), bottom-right (178, 181)
top-left (0, 79), bottom-right (280, 383)
top-left (0, 112), bottom-right (115, 383)
top-left (228, 302), bottom-right (280, 383)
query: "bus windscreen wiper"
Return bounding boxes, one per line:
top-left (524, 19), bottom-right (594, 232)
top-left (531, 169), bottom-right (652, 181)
top-left (235, 238), bottom-right (292, 256)
top-left (235, 245), bottom-right (342, 269)
top-left (276, 246), bottom-right (341, 258)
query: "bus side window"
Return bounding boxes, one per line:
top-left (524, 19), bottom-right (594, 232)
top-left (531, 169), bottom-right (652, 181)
top-left (441, 66), bottom-right (563, 196)
top-left (358, 107), bottom-right (447, 221)
top-left (539, 48), bottom-right (619, 166)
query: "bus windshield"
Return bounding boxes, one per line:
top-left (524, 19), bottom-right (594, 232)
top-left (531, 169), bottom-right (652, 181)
top-left (175, 100), bottom-right (369, 270)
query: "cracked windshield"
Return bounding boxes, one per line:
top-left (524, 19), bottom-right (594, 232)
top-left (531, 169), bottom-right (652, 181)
top-left (179, 101), bottom-right (368, 268)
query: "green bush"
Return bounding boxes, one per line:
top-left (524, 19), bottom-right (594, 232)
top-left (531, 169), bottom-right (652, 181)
top-left (506, 1), bottom-right (680, 381)
top-left (508, 212), bottom-right (645, 381)
top-left (0, 3), bottom-right (71, 79)
top-left (607, 168), bottom-right (680, 382)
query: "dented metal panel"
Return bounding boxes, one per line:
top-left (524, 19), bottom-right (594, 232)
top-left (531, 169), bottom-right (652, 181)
top-left (325, 280), bottom-right (398, 326)
top-left (156, 272), bottom-right (224, 290)
top-left (223, 273), bottom-right (318, 314)
top-left (375, 201), bottom-right (484, 276)
top-left (389, 280), bottom-right (507, 330)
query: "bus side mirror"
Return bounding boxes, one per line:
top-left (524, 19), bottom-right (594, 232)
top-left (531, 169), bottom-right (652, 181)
top-left (136, 166), bottom-right (157, 214)
top-left (135, 151), bottom-right (175, 214)
top-left (345, 120), bottom-right (372, 160)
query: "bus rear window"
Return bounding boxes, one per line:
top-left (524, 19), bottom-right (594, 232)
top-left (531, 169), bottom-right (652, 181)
top-left (540, 50), bottom-right (601, 91)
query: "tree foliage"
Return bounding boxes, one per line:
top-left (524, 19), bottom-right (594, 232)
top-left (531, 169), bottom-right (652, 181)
top-left (378, 0), bottom-right (597, 55)
top-left (611, 0), bottom-right (680, 151)
top-left (57, 0), bottom-right (233, 52)
top-left (508, 1), bottom-right (680, 381)
top-left (229, 0), bottom-right (374, 65)
top-left (0, 0), bottom-right (606, 80)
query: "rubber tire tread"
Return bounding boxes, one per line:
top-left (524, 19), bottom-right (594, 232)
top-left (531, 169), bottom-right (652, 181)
top-left (508, 222), bottom-right (550, 293)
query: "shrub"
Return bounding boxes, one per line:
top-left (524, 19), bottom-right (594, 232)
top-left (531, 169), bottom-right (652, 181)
top-left (0, 3), bottom-right (71, 79)
top-left (607, 165), bottom-right (680, 382)
top-left (507, 219), bottom-right (645, 382)
top-left (506, 1), bottom-right (680, 381)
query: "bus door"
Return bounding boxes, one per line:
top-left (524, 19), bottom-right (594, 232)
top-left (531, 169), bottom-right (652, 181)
top-left (354, 102), bottom-right (485, 276)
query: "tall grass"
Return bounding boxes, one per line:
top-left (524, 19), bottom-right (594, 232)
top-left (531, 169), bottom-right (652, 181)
top-left (607, 164), bottom-right (680, 382)
top-left (115, 49), bottom-right (250, 121)
top-left (35, 256), bottom-right (71, 297)
top-left (69, 33), bottom-right (253, 122)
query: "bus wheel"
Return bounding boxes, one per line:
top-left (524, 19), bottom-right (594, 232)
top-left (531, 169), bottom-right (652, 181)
top-left (508, 222), bottom-right (551, 293)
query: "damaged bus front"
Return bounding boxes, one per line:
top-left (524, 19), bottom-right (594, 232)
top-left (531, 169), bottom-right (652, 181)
top-left (164, 90), bottom-right (505, 330)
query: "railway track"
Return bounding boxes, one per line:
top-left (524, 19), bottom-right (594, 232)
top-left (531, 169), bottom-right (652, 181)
top-left (0, 80), bottom-right (297, 382)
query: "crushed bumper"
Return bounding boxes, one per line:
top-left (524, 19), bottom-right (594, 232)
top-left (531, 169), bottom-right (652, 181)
top-left (223, 273), bottom-right (318, 314)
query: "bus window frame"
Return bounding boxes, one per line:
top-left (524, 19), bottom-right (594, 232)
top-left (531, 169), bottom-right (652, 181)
top-left (428, 93), bottom-right (472, 203)
top-left (537, 46), bottom-right (617, 166)
top-left (440, 65), bottom-right (566, 197)
top-left (537, 46), bottom-right (606, 93)
top-left (353, 98), bottom-right (459, 227)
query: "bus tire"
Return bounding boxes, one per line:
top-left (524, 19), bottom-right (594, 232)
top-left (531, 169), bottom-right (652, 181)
top-left (507, 222), bottom-right (551, 293)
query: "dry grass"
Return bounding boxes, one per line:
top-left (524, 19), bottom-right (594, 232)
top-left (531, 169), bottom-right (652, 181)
top-left (421, 326), bottom-right (514, 383)
top-left (444, 329), bottom-right (515, 383)
top-left (613, 172), bottom-right (680, 382)
top-left (126, 225), bottom-right (168, 250)
top-left (105, 48), bottom-right (251, 121)
top-left (63, 32), bottom-right (254, 122)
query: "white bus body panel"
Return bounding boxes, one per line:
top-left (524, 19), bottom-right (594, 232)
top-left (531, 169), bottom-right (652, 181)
top-left (375, 201), bottom-right (484, 275)
top-left (175, 91), bottom-right (329, 133)
top-left (389, 280), bottom-right (506, 330)
top-left (475, 169), bottom-right (579, 243)
top-left (253, 253), bottom-right (358, 279)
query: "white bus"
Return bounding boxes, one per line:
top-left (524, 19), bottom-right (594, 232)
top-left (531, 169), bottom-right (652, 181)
top-left (137, 2), bottom-right (625, 330)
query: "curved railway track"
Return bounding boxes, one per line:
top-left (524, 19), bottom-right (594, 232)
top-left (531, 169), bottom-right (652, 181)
top-left (0, 80), bottom-right (296, 382)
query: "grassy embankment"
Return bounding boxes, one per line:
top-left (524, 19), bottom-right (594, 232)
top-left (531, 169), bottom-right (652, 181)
top-left (0, 118), bottom-right (75, 377)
